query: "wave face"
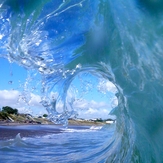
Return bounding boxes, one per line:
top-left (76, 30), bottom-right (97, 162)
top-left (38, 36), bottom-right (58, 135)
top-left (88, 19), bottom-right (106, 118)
top-left (1, 0), bottom-right (163, 162)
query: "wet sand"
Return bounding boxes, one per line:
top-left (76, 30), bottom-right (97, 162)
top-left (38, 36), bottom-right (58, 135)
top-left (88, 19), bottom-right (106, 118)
top-left (0, 120), bottom-right (105, 140)
top-left (0, 125), bottom-right (62, 140)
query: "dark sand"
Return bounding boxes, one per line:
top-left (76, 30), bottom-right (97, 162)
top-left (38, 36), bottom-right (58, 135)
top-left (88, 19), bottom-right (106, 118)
top-left (0, 124), bottom-right (62, 140)
top-left (0, 120), bottom-right (104, 140)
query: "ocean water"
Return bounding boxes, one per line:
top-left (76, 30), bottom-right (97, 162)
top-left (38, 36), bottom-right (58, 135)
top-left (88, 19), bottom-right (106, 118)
top-left (1, 0), bottom-right (163, 162)
top-left (0, 124), bottom-right (115, 163)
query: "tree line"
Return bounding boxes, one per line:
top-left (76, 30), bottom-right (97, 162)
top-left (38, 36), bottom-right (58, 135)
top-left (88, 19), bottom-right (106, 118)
top-left (0, 106), bottom-right (18, 114)
top-left (0, 106), bottom-right (48, 120)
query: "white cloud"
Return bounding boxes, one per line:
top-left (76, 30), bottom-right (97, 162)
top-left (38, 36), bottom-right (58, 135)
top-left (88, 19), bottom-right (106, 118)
top-left (29, 94), bottom-right (43, 108)
top-left (62, 76), bottom-right (118, 119)
top-left (0, 89), bottom-right (118, 119)
top-left (70, 98), bottom-right (117, 119)
top-left (0, 90), bottom-right (20, 107)
top-left (77, 107), bottom-right (111, 120)
top-left (97, 80), bottom-right (117, 94)
top-left (0, 90), bottom-right (46, 115)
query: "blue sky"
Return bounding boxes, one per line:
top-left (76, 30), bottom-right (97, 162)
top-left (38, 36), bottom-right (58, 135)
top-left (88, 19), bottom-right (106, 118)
top-left (0, 58), bottom-right (27, 90)
top-left (0, 58), bottom-right (46, 115)
top-left (0, 57), bottom-right (118, 119)
top-left (0, 0), bottom-right (118, 120)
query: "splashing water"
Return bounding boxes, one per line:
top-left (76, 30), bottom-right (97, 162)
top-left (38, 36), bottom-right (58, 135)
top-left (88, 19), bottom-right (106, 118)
top-left (1, 0), bottom-right (163, 162)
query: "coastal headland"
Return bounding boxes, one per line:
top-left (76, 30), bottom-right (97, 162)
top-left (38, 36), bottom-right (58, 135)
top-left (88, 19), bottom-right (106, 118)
top-left (0, 106), bottom-right (115, 140)
top-left (0, 106), bottom-right (115, 126)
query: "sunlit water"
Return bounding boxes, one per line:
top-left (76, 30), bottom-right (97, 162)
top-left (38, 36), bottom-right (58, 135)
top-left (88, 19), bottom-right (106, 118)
top-left (1, 0), bottom-right (163, 162)
top-left (0, 124), bottom-right (115, 163)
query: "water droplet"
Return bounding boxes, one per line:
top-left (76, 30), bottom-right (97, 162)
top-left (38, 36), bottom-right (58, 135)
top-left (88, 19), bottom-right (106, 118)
top-left (8, 81), bottom-right (12, 84)
top-left (0, 34), bottom-right (3, 40)
top-left (76, 64), bottom-right (82, 69)
top-left (79, 3), bottom-right (83, 7)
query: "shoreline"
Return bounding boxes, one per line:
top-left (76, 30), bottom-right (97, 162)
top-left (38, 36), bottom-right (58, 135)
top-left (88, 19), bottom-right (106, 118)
top-left (0, 111), bottom-right (112, 127)
top-left (0, 117), bottom-right (108, 140)
top-left (0, 125), bottom-right (62, 140)
top-left (0, 121), bottom-right (105, 141)
top-left (0, 119), bottom-right (105, 126)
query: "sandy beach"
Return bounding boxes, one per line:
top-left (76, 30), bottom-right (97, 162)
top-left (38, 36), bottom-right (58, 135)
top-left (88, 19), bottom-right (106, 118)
top-left (0, 124), bottom-right (63, 140)
top-left (0, 119), bottom-right (105, 140)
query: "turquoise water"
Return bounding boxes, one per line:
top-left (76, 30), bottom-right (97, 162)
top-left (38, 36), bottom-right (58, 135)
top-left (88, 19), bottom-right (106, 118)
top-left (1, 0), bottom-right (163, 162)
top-left (0, 124), bottom-right (115, 163)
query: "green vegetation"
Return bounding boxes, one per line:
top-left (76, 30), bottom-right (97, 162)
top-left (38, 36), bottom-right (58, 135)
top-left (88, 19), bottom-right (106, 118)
top-left (0, 106), bottom-right (52, 124)
top-left (0, 106), bottom-right (18, 120)
top-left (0, 106), bottom-right (115, 126)
top-left (0, 111), bottom-right (8, 120)
top-left (2, 106), bottom-right (18, 115)
top-left (43, 114), bottom-right (48, 118)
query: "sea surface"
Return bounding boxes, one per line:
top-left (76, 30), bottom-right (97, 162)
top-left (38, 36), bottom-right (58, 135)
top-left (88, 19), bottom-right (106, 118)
top-left (0, 124), bottom-right (115, 163)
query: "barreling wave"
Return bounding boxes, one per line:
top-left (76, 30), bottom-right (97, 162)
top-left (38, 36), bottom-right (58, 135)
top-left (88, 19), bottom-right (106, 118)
top-left (1, 0), bottom-right (163, 162)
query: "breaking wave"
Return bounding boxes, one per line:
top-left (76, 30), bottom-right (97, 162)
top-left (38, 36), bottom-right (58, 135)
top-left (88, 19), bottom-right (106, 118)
top-left (1, 0), bottom-right (163, 162)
